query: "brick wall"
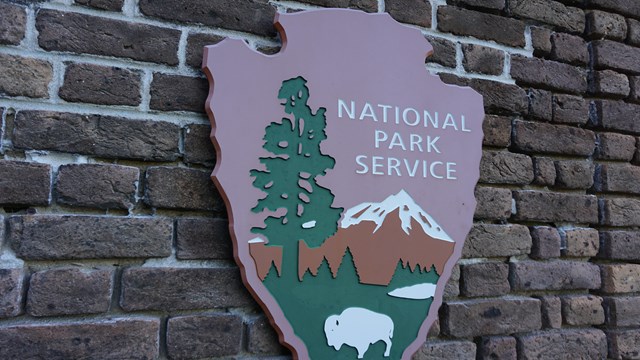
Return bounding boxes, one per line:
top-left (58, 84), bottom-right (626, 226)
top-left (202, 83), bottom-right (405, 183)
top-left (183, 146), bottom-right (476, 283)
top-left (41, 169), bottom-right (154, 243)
top-left (0, 0), bottom-right (638, 358)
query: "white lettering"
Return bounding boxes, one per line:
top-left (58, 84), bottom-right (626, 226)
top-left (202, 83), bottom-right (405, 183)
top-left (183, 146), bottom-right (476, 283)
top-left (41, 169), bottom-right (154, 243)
top-left (355, 155), bottom-right (368, 174)
top-left (402, 108), bottom-right (420, 126)
top-left (389, 132), bottom-right (407, 151)
top-left (338, 99), bottom-right (355, 119)
top-left (374, 130), bottom-right (388, 149)
top-left (359, 102), bottom-right (378, 121)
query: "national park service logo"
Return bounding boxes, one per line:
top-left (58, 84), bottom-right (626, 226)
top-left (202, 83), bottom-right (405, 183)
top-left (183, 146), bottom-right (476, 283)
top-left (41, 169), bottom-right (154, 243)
top-left (203, 9), bottom-right (484, 360)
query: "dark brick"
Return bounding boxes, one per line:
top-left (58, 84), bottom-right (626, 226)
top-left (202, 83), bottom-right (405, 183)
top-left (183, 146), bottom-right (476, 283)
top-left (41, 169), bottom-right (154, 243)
top-left (0, 161), bottom-right (51, 206)
top-left (425, 36), bottom-right (456, 68)
top-left (590, 70), bottom-right (630, 97)
top-left (630, 76), bottom-right (640, 103)
top-left (511, 260), bottom-right (601, 291)
top-left (589, 0), bottom-right (640, 18)
top-left (444, 264), bottom-right (460, 299)
top-left (186, 33), bottom-right (224, 68)
top-left (528, 88), bottom-right (553, 121)
top-left (9, 215), bottom-right (172, 259)
top-left (554, 160), bottom-right (594, 189)
top-left (13, 111), bottom-right (180, 161)
top-left (0, 54), bottom-right (52, 98)
top-left (562, 228), bottom-right (599, 257)
top-left (514, 191), bottom-right (598, 223)
top-left (448, 0), bottom-right (504, 10)
top-left (0, 2), bottom-right (26, 45)
top-left (591, 40), bottom-right (640, 74)
top-left (59, 63), bottom-right (141, 106)
top-left (385, 0), bottom-right (431, 27)
top-left (149, 74), bottom-right (208, 113)
top-left (601, 198), bottom-right (640, 226)
top-left (473, 186), bottom-right (512, 220)
top-left (517, 329), bottom-right (607, 359)
top-left (511, 55), bottom-right (587, 94)
top-left (56, 164), bottom-right (139, 209)
top-left (596, 163), bottom-right (640, 194)
top-left (462, 44), bottom-right (503, 75)
top-left (530, 226), bottom-right (561, 259)
top-left (247, 316), bottom-right (287, 355)
top-left (469, 79), bottom-right (528, 115)
top-left (413, 340), bottom-right (476, 360)
top-left (296, 0), bottom-right (377, 12)
top-left (176, 218), bottom-right (232, 260)
top-left (600, 264), bottom-right (640, 294)
top-left (509, 0), bottom-right (584, 33)
top-left (464, 224), bottom-right (531, 258)
top-left (561, 295), bottom-right (604, 326)
top-left (120, 267), bottom-right (253, 311)
top-left (477, 336), bottom-right (516, 360)
top-left (599, 231), bottom-right (640, 261)
top-left (461, 263), bottom-right (509, 297)
top-left (533, 157), bottom-right (556, 186)
top-left (482, 115), bottom-right (511, 147)
top-left (552, 94), bottom-right (588, 125)
top-left (550, 33), bottom-right (588, 65)
top-left (139, 0), bottom-right (277, 36)
top-left (437, 7), bottom-right (526, 47)
top-left (479, 150), bottom-right (533, 185)
top-left (628, 18), bottom-right (640, 46)
top-left (37, 9), bottom-right (180, 65)
top-left (27, 267), bottom-right (113, 317)
top-left (607, 329), bottom-right (640, 359)
top-left (604, 296), bottom-right (640, 326)
top-left (531, 26), bottom-right (552, 56)
top-left (167, 314), bottom-right (242, 359)
top-left (513, 121), bottom-right (596, 156)
top-left (443, 297), bottom-right (541, 338)
top-left (586, 10), bottom-right (627, 41)
top-left (0, 268), bottom-right (24, 318)
top-left (538, 295), bottom-right (562, 329)
top-left (145, 167), bottom-right (221, 211)
top-left (184, 124), bottom-right (215, 165)
top-left (0, 319), bottom-right (159, 359)
top-left (75, 0), bottom-right (124, 11)
top-left (595, 132), bottom-right (636, 160)
top-left (593, 99), bottom-right (640, 134)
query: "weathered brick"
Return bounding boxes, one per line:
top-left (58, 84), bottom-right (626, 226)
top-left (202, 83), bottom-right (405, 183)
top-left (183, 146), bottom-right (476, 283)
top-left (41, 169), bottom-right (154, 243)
top-left (607, 329), bottom-right (640, 359)
top-left (591, 40), bottom-right (640, 74)
top-left (562, 228), bottom-right (599, 257)
top-left (511, 260), bottom-right (601, 291)
top-left (149, 74), bottom-right (208, 113)
top-left (176, 218), bottom-right (232, 260)
top-left (601, 198), bottom-right (640, 226)
top-left (425, 36), bottom-right (456, 68)
top-left (586, 10), bottom-right (627, 41)
top-left (469, 79), bottom-right (528, 115)
top-left (527, 88), bottom-right (552, 121)
top-left (630, 76), bottom-right (640, 103)
top-left (590, 70), bottom-right (630, 97)
top-left (413, 340), bottom-right (476, 360)
top-left (167, 314), bottom-right (242, 359)
top-left (511, 55), bottom-right (587, 94)
top-left (9, 215), bottom-right (172, 259)
top-left (0, 161), bottom-right (51, 206)
top-left (593, 100), bottom-right (640, 134)
top-left (13, 111), bottom-right (180, 161)
top-left (600, 264), bottom-right (640, 294)
top-left (599, 230), bottom-right (640, 261)
top-left (27, 267), bottom-right (113, 317)
top-left (444, 264), bottom-right (460, 299)
top-left (186, 33), bottom-right (224, 68)
top-left (595, 132), bottom-right (636, 160)
top-left (530, 226), bottom-right (561, 259)
top-left (517, 329), bottom-right (607, 359)
top-left (56, 164), bottom-right (139, 209)
top-left (511, 0), bottom-right (584, 33)
top-left (428, 318), bottom-right (440, 338)
top-left (0, 215), bottom-right (4, 248)
top-left (247, 316), bottom-right (287, 355)
top-left (297, 0), bottom-right (377, 11)
top-left (538, 295), bottom-right (562, 329)
top-left (482, 115), bottom-right (511, 147)
top-left (550, 33), bottom-right (588, 65)
top-left (552, 94), bottom-right (588, 125)
top-left (477, 336), bottom-right (516, 360)
top-left (531, 26), bottom-right (552, 56)
top-left (561, 295), bottom-right (604, 326)
top-left (0, 54), bottom-right (52, 98)
top-left (75, 0), bottom-right (123, 11)
top-left (514, 191), bottom-right (598, 223)
top-left (0, 2), bottom-right (26, 45)
top-left (589, 0), bottom-right (640, 18)
top-left (628, 18), bottom-right (640, 47)
top-left (37, 10), bottom-right (180, 65)
top-left (596, 163), bottom-right (640, 194)
top-left (604, 296), bottom-right (640, 326)
top-left (513, 121), bottom-right (596, 156)
top-left (120, 267), bottom-right (253, 311)
top-left (139, 0), bottom-right (277, 36)
top-left (462, 44), bottom-right (503, 75)
top-left (0, 268), bottom-right (24, 318)
top-left (553, 160), bottom-right (594, 189)
top-left (145, 167), bottom-right (221, 211)
top-left (533, 157), bottom-right (556, 186)
top-left (464, 224), bottom-right (531, 258)
top-left (438, 7), bottom-right (526, 47)
top-left (442, 297), bottom-right (541, 338)
top-left (479, 150), bottom-right (533, 185)
top-left (184, 124), bottom-right (216, 165)
top-left (474, 186), bottom-right (511, 221)
top-left (59, 63), bottom-right (141, 106)
top-left (460, 263), bottom-right (510, 297)
top-left (0, 319), bottom-right (159, 359)
top-left (385, 0), bottom-right (431, 27)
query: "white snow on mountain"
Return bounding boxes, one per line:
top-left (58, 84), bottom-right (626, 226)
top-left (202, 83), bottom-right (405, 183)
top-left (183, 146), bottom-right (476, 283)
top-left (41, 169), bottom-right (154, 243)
top-left (340, 189), bottom-right (453, 242)
top-left (388, 283), bottom-right (437, 300)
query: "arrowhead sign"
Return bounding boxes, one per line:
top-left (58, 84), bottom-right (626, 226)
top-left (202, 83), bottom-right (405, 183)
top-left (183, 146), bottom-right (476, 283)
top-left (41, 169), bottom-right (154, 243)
top-left (203, 9), bottom-right (484, 360)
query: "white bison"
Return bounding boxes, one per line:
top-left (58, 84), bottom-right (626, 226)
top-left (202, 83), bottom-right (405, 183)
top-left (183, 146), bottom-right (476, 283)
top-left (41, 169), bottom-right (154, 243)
top-left (324, 307), bottom-right (394, 358)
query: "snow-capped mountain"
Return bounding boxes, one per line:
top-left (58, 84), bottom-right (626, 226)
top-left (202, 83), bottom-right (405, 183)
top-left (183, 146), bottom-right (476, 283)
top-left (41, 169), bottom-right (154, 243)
top-left (340, 190), bottom-right (453, 242)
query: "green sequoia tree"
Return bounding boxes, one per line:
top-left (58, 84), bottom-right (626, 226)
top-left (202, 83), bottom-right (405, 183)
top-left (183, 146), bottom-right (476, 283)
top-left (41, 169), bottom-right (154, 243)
top-left (251, 76), bottom-right (343, 275)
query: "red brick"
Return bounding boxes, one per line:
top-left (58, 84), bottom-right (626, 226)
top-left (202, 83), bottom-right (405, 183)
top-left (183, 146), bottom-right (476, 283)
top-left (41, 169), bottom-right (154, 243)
top-left (462, 44), bottom-right (503, 75)
top-left (511, 260), bottom-right (601, 291)
top-left (413, 340), bottom-right (476, 360)
top-left (176, 218), bottom-right (232, 260)
top-left (437, 7), bottom-right (526, 47)
top-left (514, 191), bottom-right (598, 223)
top-left (590, 70), bottom-right (630, 97)
top-left (482, 115), bottom-right (511, 147)
top-left (561, 295), bottom-right (604, 326)
top-left (586, 10), bottom-right (627, 41)
top-left (590, 0), bottom-right (640, 18)
top-left (0, 54), bottom-right (52, 98)
top-left (607, 329), bottom-right (640, 359)
top-left (562, 228), bottom-right (599, 257)
top-left (186, 33), bottom-right (224, 68)
top-left (59, 63), bottom-right (141, 106)
top-left (442, 297), bottom-right (541, 338)
top-left (460, 262), bottom-right (510, 297)
top-left (600, 264), bottom-right (640, 294)
top-left (480, 150), bottom-right (533, 185)
top-left (517, 329), bottom-right (607, 359)
top-left (184, 124), bottom-right (215, 165)
top-left (0, 2), bottom-right (26, 45)
top-left (550, 33), bottom-right (588, 65)
top-left (37, 10), bottom-right (180, 65)
top-left (530, 226), bottom-right (561, 259)
top-left (0, 268), bottom-right (24, 318)
top-left (531, 26), bottom-right (552, 56)
top-left (513, 121), bottom-right (596, 156)
top-left (596, 163), bottom-right (640, 194)
top-left (604, 296), bottom-right (640, 326)
top-left (477, 336), bottom-right (516, 360)
top-left (595, 132), bottom-right (636, 160)
top-left (167, 314), bottom-right (243, 359)
top-left (553, 160), bottom-right (594, 189)
top-left (464, 224), bottom-right (531, 258)
top-left (386, 0), bottom-right (431, 27)
top-left (0, 160), bottom-right (51, 207)
top-left (552, 94), bottom-right (589, 125)
top-left (120, 267), bottom-right (254, 311)
top-left (509, 0), bottom-right (584, 33)
top-left (533, 157), bottom-right (556, 186)
top-left (601, 198), bottom-right (640, 226)
top-left (591, 40), bottom-right (640, 74)
top-left (511, 55), bottom-right (587, 94)
top-left (8, 215), bottom-right (172, 260)
top-left (75, 0), bottom-right (124, 11)
top-left (425, 36), bottom-right (457, 68)
top-left (599, 230), bottom-right (640, 261)
top-left (247, 316), bottom-right (287, 355)
top-left (474, 187), bottom-right (512, 220)
top-left (27, 267), bottom-right (113, 317)
top-left (0, 319), bottom-right (159, 359)
top-left (149, 74), bottom-right (208, 113)
top-left (593, 99), bottom-right (640, 134)
top-left (145, 167), bottom-right (221, 211)
top-left (527, 88), bottom-right (553, 121)
top-left (538, 295), bottom-right (562, 329)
